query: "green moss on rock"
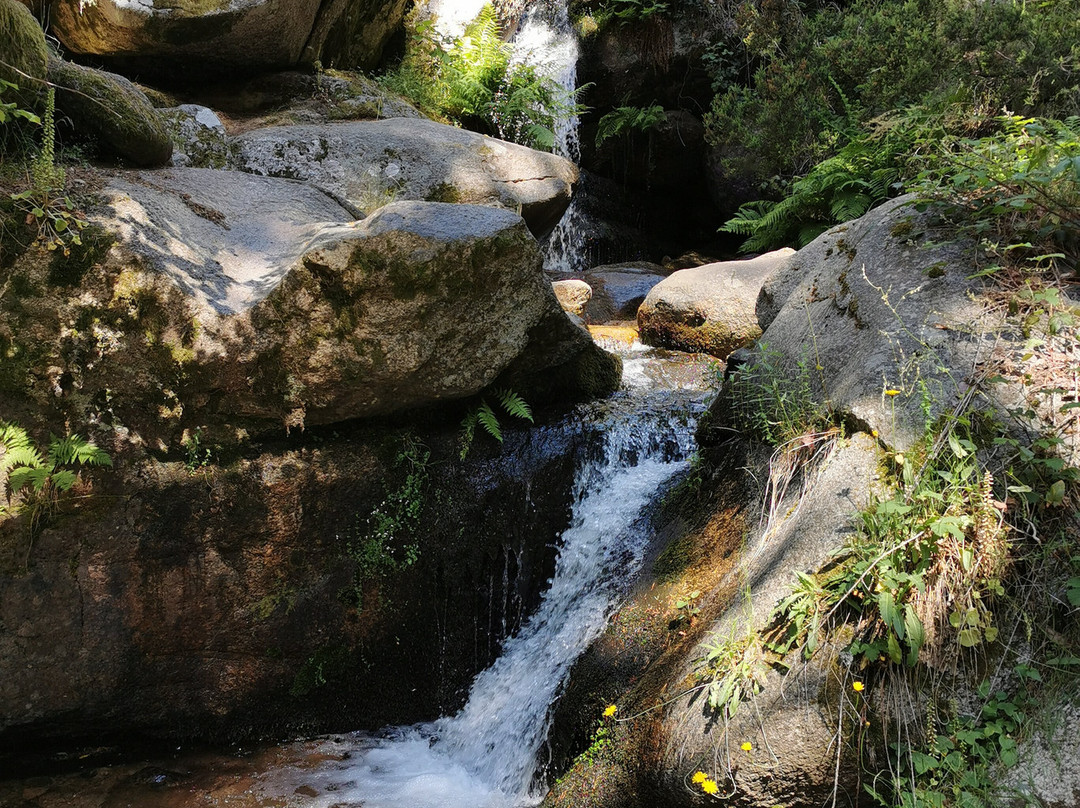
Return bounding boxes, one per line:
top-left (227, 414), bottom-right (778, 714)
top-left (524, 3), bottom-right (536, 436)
top-left (0, 0), bottom-right (47, 111)
top-left (48, 57), bottom-right (173, 167)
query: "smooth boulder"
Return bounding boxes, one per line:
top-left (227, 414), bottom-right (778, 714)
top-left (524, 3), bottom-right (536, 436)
top-left (637, 249), bottom-right (795, 356)
top-left (1, 167), bottom-right (614, 449)
top-left (47, 0), bottom-right (406, 79)
top-left (753, 195), bottom-right (993, 451)
top-left (49, 57), bottom-right (173, 167)
top-left (232, 118), bottom-right (579, 238)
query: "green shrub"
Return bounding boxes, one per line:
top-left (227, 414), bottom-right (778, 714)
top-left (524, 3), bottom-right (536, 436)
top-left (911, 115), bottom-right (1080, 276)
top-left (705, 0), bottom-right (1080, 196)
top-left (379, 5), bottom-right (579, 151)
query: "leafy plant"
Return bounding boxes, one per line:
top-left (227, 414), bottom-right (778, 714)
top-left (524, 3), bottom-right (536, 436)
top-left (911, 115), bottom-right (1080, 276)
top-left (1, 421), bottom-right (112, 563)
top-left (182, 428), bottom-right (214, 474)
top-left (459, 388), bottom-right (533, 459)
top-left (594, 102), bottom-right (665, 148)
top-left (380, 5), bottom-right (580, 151)
top-left (727, 342), bottom-right (832, 446)
top-left (697, 624), bottom-right (765, 719)
top-left (0, 79), bottom-right (39, 126)
top-left (345, 434), bottom-right (429, 608)
top-left (8, 88), bottom-right (88, 255)
top-left (599, 0), bottom-right (668, 25)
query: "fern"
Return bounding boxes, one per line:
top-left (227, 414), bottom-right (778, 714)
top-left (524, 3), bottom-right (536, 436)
top-left (721, 132), bottom-right (905, 252)
top-left (595, 103), bottom-right (666, 148)
top-left (2, 421), bottom-right (111, 506)
top-left (459, 388), bottom-right (534, 459)
top-left (380, 4), bottom-right (579, 152)
top-left (496, 388), bottom-right (534, 423)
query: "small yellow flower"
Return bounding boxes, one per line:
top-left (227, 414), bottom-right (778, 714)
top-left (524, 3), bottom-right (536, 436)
top-left (740, 741), bottom-right (753, 752)
top-left (871, 429), bottom-right (879, 438)
top-left (884, 389), bottom-right (902, 396)
top-left (852, 680), bottom-right (865, 692)
top-left (603, 704), bottom-right (617, 718)
top-left (692, 771), bottom-right (707, 784)
top-left (702, 779), bottom-right (720, 795)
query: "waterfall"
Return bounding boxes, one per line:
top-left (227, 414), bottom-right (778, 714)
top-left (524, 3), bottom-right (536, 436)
top-left (255, 350), bottom-right (708, 807)
top-left (509, 0), bottom-right (590, 275)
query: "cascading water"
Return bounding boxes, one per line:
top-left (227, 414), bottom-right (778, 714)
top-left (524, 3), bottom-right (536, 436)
top-left (510, 0), bottom-right (590, 275)
top-left (254, 343), bottom-right (711, 807)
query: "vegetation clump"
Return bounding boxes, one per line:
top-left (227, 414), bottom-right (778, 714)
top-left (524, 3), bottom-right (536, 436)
top-left (379, 4), bottom-right (580, 151)
top-left (706, 0), bottom-right (1080, 256)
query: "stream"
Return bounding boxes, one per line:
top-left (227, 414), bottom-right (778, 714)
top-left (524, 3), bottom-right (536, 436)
top-left (0, 340), bottom-right (714, 807)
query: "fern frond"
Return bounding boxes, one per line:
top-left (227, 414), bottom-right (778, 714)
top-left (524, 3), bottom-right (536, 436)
top-left (459, 411), bottom-right (478, 460)
top-left (496, 389), bottom-right (534, 423)
top-left (49, 469), bottom-right (78, 492)
top-left (477, 402), bottom-right (502, 442)
top-left (47, 434), bottom-right (112, 468)
top-left (9, 466), bottom-right (51, 494)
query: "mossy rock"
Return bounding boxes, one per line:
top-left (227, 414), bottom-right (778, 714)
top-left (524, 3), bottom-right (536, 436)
top-left (48, 56), bottom-right (173, 167)
top-left (0, 0), bottom-right (48, 110)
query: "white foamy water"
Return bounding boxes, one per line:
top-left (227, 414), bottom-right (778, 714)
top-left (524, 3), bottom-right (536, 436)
top-left (254, 351), bottom-right (709, 807)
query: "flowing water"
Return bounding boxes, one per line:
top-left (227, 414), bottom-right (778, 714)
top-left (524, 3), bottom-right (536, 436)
top-left (243, 342), bottom-right (710, 807)
top-left (510, 0), bottom-right (591, 275)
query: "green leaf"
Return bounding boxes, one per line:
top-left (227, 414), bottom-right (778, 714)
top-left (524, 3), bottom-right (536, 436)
top-left (904, 605), bottom-right (925, 666)
top-left (887, 630), bottom-right (903, 664)
top-left (911, 751), bottom-right (939, 775)
top-left (1046, 479), bottom-right (1066, 506)
top-left (958, 627), bottom-right (981, 647)
top-left (877, 590), bottom-right (904, 640)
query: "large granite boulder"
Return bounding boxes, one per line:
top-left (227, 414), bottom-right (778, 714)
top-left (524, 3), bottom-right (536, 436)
top-left (637, 249), bottom-right (795, 356)
top-left (49, 57), bottom-right (173, 167)
top-left (0, 167), bottom-right (615, 452)
top-left (47, 0), bottom-right (406, 80)
top-left (0, 0), bottom-right (47, 110)
top-left (751, 195), bottom-right (994, 451)
top-left (232, 118), bottom-right (579, 237)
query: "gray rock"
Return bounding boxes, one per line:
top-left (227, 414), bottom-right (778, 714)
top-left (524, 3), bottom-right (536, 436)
top-left (192, 70), bottom-right (424, 122)
top-left (163, 105), bottom-right (230, 169)
top-left (100, 168), bottom-right (352, 316)
top-left (3, 167), bottom-right (614, 448)
top-left (753, 195), bottom-right (993, 451)
top-left (49, 57), bottom-right (173, 167)
top-left (1010, 699), bottom-right (1080, 808)
top-left (656, 433), bottom-right (880, 808)
top-left (231, 118), bottom-right (579, 237)
top-left (581, 261), bottom-right (667, 323)
top-left (552, 279), bottom-right (592, 317)
top-left (637, 249), bottom-right (795, 356)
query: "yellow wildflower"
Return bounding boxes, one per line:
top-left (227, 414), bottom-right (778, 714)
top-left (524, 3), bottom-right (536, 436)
top-left (702, 779), bottom-right (720, 795)
top-left (871, 429), bottom-right (879, 438)
top-left (885, 389), bottom-right (901, 396)
top-left (692, 771), bottom-right (707, 784)
top-left (740, 741), bottom-right (753, 752)
top-left (852, 680), bottom-right (865, 692)
top-left (603, 704), bottom-right (617, 718)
